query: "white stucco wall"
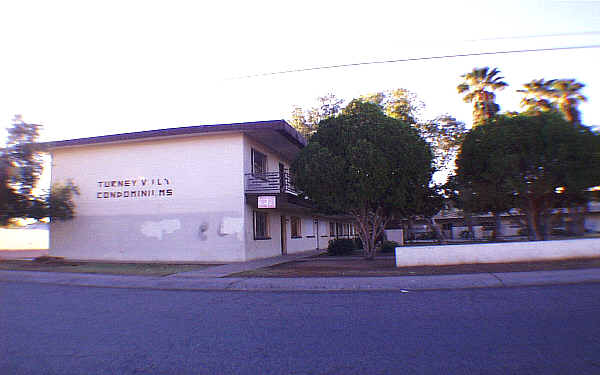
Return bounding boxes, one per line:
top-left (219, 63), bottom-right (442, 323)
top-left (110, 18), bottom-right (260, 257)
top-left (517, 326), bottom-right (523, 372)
top-left (396, 238), bottom-right (600, 267)
top-left (241, 135), bottom-right (320, 258)
top-left (50, 133), bottom-right (247, 262)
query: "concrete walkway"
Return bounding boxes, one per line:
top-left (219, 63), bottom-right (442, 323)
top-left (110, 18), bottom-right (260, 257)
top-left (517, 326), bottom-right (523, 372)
top-left (172, 249), bottom-right (324, 278)
top-left (1, 251), bottom-right (599, 292)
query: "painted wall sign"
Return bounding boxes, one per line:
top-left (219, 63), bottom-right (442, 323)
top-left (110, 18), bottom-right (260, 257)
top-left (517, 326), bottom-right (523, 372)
top-left (96, 177), bottom-right (174, 199)
top-left (258, 196), bottom-right (276, 208)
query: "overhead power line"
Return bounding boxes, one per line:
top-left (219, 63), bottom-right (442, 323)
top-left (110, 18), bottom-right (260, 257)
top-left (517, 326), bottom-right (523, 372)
top-left (232, 44), bottom-right (600, 80)
top-left (464, 30), bottom-right (600, 42)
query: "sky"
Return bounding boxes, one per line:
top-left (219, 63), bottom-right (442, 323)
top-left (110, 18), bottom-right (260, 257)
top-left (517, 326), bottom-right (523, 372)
top-left (1, 0), bottom-right (599, 146)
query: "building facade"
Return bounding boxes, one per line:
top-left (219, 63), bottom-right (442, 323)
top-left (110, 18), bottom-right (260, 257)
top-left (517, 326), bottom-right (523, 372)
top-left (47, 120), bottom-right (354, 262)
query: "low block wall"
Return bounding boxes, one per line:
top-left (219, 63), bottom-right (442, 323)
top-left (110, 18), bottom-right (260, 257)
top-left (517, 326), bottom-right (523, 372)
top-left (395, 238), bottom-right (600, 267)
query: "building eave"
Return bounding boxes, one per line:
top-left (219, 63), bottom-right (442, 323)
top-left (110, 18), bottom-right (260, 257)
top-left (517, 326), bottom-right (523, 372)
top-left (41, 120), bottom-right (307, 151)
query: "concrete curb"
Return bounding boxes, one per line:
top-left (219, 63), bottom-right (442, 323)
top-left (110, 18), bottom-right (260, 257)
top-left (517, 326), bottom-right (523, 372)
top-left (1, 268), bottom-right (599, 292)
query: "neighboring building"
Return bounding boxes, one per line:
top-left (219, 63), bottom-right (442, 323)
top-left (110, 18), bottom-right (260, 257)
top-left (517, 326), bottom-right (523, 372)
top-left (398, 202), bottom-right (600, 242)
top-left (45, 120), bottom-right (354, 262)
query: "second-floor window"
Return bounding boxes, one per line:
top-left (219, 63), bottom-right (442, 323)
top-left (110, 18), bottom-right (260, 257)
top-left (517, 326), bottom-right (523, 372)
top-left (252, 149), bottom-right (267, 176)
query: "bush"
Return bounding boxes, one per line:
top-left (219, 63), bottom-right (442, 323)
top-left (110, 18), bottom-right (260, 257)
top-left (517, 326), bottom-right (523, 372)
top-left (327, 238), bottom-right (356, 256)
top-left (379, 240), bottom-right (400, 253)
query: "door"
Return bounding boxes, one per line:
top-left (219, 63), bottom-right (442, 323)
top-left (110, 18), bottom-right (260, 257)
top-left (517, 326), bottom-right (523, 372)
top-left (280, 215), bottom-right (287, 255)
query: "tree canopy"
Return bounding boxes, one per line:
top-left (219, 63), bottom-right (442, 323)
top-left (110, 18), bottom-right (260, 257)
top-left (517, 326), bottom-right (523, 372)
top-left (518, 78), bottom-right (587, 124)
top-left (1, 116), bottom-right (78, 226)
top-left (291, 100), bottom-right (434, 258)
top-left (456, 111), bottom-right (600, 240)
top-left (457, 67), bottom-right (508, 126)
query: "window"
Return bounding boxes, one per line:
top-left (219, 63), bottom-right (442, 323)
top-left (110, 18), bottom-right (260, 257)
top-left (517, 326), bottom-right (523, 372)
top-left (330, 222), bottom-right (335, 237)
top-left (253, 211), bottom-right (270, 240)
top-left (252, 149), bottom-right (267, 176)
top-left (291, 216), bottom-right (302, 238)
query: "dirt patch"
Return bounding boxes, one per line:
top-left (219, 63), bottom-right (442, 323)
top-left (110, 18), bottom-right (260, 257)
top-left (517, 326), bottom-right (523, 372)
top-left (229, 256), bottom-right (600, 278)
top-left (0, 258), bottom-right (221, 276)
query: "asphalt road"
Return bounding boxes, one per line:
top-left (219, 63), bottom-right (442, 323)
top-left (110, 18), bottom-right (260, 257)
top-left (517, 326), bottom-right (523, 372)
top-left (1, 281), bottom-right (600, 374)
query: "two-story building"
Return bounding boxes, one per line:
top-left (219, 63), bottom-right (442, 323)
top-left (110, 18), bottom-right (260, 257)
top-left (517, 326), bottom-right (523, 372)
top-left (46, 120), bottom-right (355, 262)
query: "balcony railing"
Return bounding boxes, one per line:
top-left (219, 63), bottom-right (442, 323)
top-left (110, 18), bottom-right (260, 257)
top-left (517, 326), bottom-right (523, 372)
top-left (245, 171), bottom-right (299, 195)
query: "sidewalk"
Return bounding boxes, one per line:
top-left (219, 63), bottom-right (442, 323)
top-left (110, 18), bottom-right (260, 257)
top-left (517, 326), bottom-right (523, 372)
top-left (1, 249), bottom-right (599, 292)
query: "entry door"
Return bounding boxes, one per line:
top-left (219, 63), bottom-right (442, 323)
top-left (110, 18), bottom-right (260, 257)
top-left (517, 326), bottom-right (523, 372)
top-left (280, 215), bottom-right (287, 255)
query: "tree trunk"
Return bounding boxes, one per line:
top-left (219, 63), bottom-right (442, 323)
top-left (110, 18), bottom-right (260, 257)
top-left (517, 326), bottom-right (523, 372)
top-left (568, 205), bottom-right (586, 236)
top-left (427, 217), bottom-right (447, 244)
top-left (407, 217), bottom-right (415, 241)
top-left (542, 207), bottom-right (552, 241)
top-left (351, 207), bottom-right (389, 260)
top-left (464, 210), bottom-right (475, 240)
top-left (527, 197), bottom-right (541, 241)
top-left (492, 211), bottom-right (503, 240)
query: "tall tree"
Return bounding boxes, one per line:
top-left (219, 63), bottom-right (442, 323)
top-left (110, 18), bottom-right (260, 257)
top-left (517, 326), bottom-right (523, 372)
top-left (420, 114), bottom-right (466, 170)
top-left (289, 93), bottom-right (344, 138)
top-left (456, 112), bottom-right (600, 240)
top-left (518, 78), bottom-right (587, 124)
top-left (518, 79), bottom-right (556, 113)
top-left (457, 67), bottom-right (508, 126)
top-left (292, 101), bottom-right (434, 259)
top-left (549, 79), bottom-right (587, 124)
top-left (1, 116), bottom-right (78, 226)
top-left (360, 88), bottom-right (424, 125)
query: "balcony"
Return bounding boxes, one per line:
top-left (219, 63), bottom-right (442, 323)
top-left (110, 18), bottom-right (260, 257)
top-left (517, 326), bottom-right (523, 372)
top-left (245, 171), bottom-right (299, 195)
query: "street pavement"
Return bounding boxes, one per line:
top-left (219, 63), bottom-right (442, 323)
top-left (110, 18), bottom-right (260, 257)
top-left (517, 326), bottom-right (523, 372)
top-left (2, 282), bottom-right (600, 374)
top-left (1, 249), bottom-right (599, 291)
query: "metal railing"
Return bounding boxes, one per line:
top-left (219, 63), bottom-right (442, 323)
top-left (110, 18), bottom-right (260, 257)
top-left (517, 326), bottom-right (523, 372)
top-left (245, 171), bottom-right (299, 195)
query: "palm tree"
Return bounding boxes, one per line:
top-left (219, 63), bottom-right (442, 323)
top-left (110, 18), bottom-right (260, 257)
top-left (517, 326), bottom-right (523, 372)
top-left (550, 79), bottom-right (587, 124)
top-left (518, 78), bottom-right (586, 124)
top-left (517, 78), bottom-right (556, 113)
top-left (457, 67), bottom-right (508, 126)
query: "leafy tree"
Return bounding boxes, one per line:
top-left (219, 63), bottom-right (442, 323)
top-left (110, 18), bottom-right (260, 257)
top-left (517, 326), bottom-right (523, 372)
top-left (1, 116), bottom-right (78, 226)
top-left (291, 101), bottom-right (434, 258)
top-left (360, 90), bottom-right (465, 240)
top-left (360, 88), bottom-right (424, 125)
top-left (456, 112), bottom-right (600, 240)
top-left (420, 114), bottom-right (466, 170)
top-left (289, 93), bottom-right (344, 138)
top-left (457, 67), bottom-right (508, 126)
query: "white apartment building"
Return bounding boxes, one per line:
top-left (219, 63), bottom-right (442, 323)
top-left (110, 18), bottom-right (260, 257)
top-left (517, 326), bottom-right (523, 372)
top-left (46, 120), bottom-right (354, 262)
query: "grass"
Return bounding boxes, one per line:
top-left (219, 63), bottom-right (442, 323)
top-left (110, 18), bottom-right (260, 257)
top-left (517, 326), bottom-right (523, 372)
top-left (0, 256), bottom-right (220, 276)
top-left (228, 256), bottom-right (600, 278)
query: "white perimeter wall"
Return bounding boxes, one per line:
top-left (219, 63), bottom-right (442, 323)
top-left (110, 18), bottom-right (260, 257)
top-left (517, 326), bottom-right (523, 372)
top-left (396, 238), bottom-right (600, 267)
top-left (50, 133), bottom-right (246, 262)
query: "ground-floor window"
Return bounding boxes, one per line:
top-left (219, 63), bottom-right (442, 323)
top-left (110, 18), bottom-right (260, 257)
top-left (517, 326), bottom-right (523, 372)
top-left (291, 216), bottom-right (302, 238)
top-left (330, 222), bottom-right (335, 237)
top-left (254, 211), bottom-right (270, 240)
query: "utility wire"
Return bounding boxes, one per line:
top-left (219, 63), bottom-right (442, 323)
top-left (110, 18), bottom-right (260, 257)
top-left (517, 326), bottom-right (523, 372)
top-left (464, 30), bottom-right (600, 42)
top-left (231, 44), bottom-right (600, 80)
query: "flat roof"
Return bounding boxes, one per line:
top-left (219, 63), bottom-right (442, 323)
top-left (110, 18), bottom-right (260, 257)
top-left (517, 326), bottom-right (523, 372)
top-left (43, 120), bottom-right (307, 150)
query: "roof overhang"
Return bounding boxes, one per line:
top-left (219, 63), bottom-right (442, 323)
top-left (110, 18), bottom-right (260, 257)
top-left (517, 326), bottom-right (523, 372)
top-left (41, 120), bottom-right (307, 160)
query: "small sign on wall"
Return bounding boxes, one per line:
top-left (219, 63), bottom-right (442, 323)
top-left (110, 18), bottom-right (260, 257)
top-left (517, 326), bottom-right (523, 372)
top-left (258, 196), bottom-right (276, 209)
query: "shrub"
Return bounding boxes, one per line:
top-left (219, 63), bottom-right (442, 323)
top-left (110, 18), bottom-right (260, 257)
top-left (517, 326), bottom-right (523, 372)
top-left (327, 238), bottom-right (356, 256)
top-left (379, 240), bottom-right (400, 253)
